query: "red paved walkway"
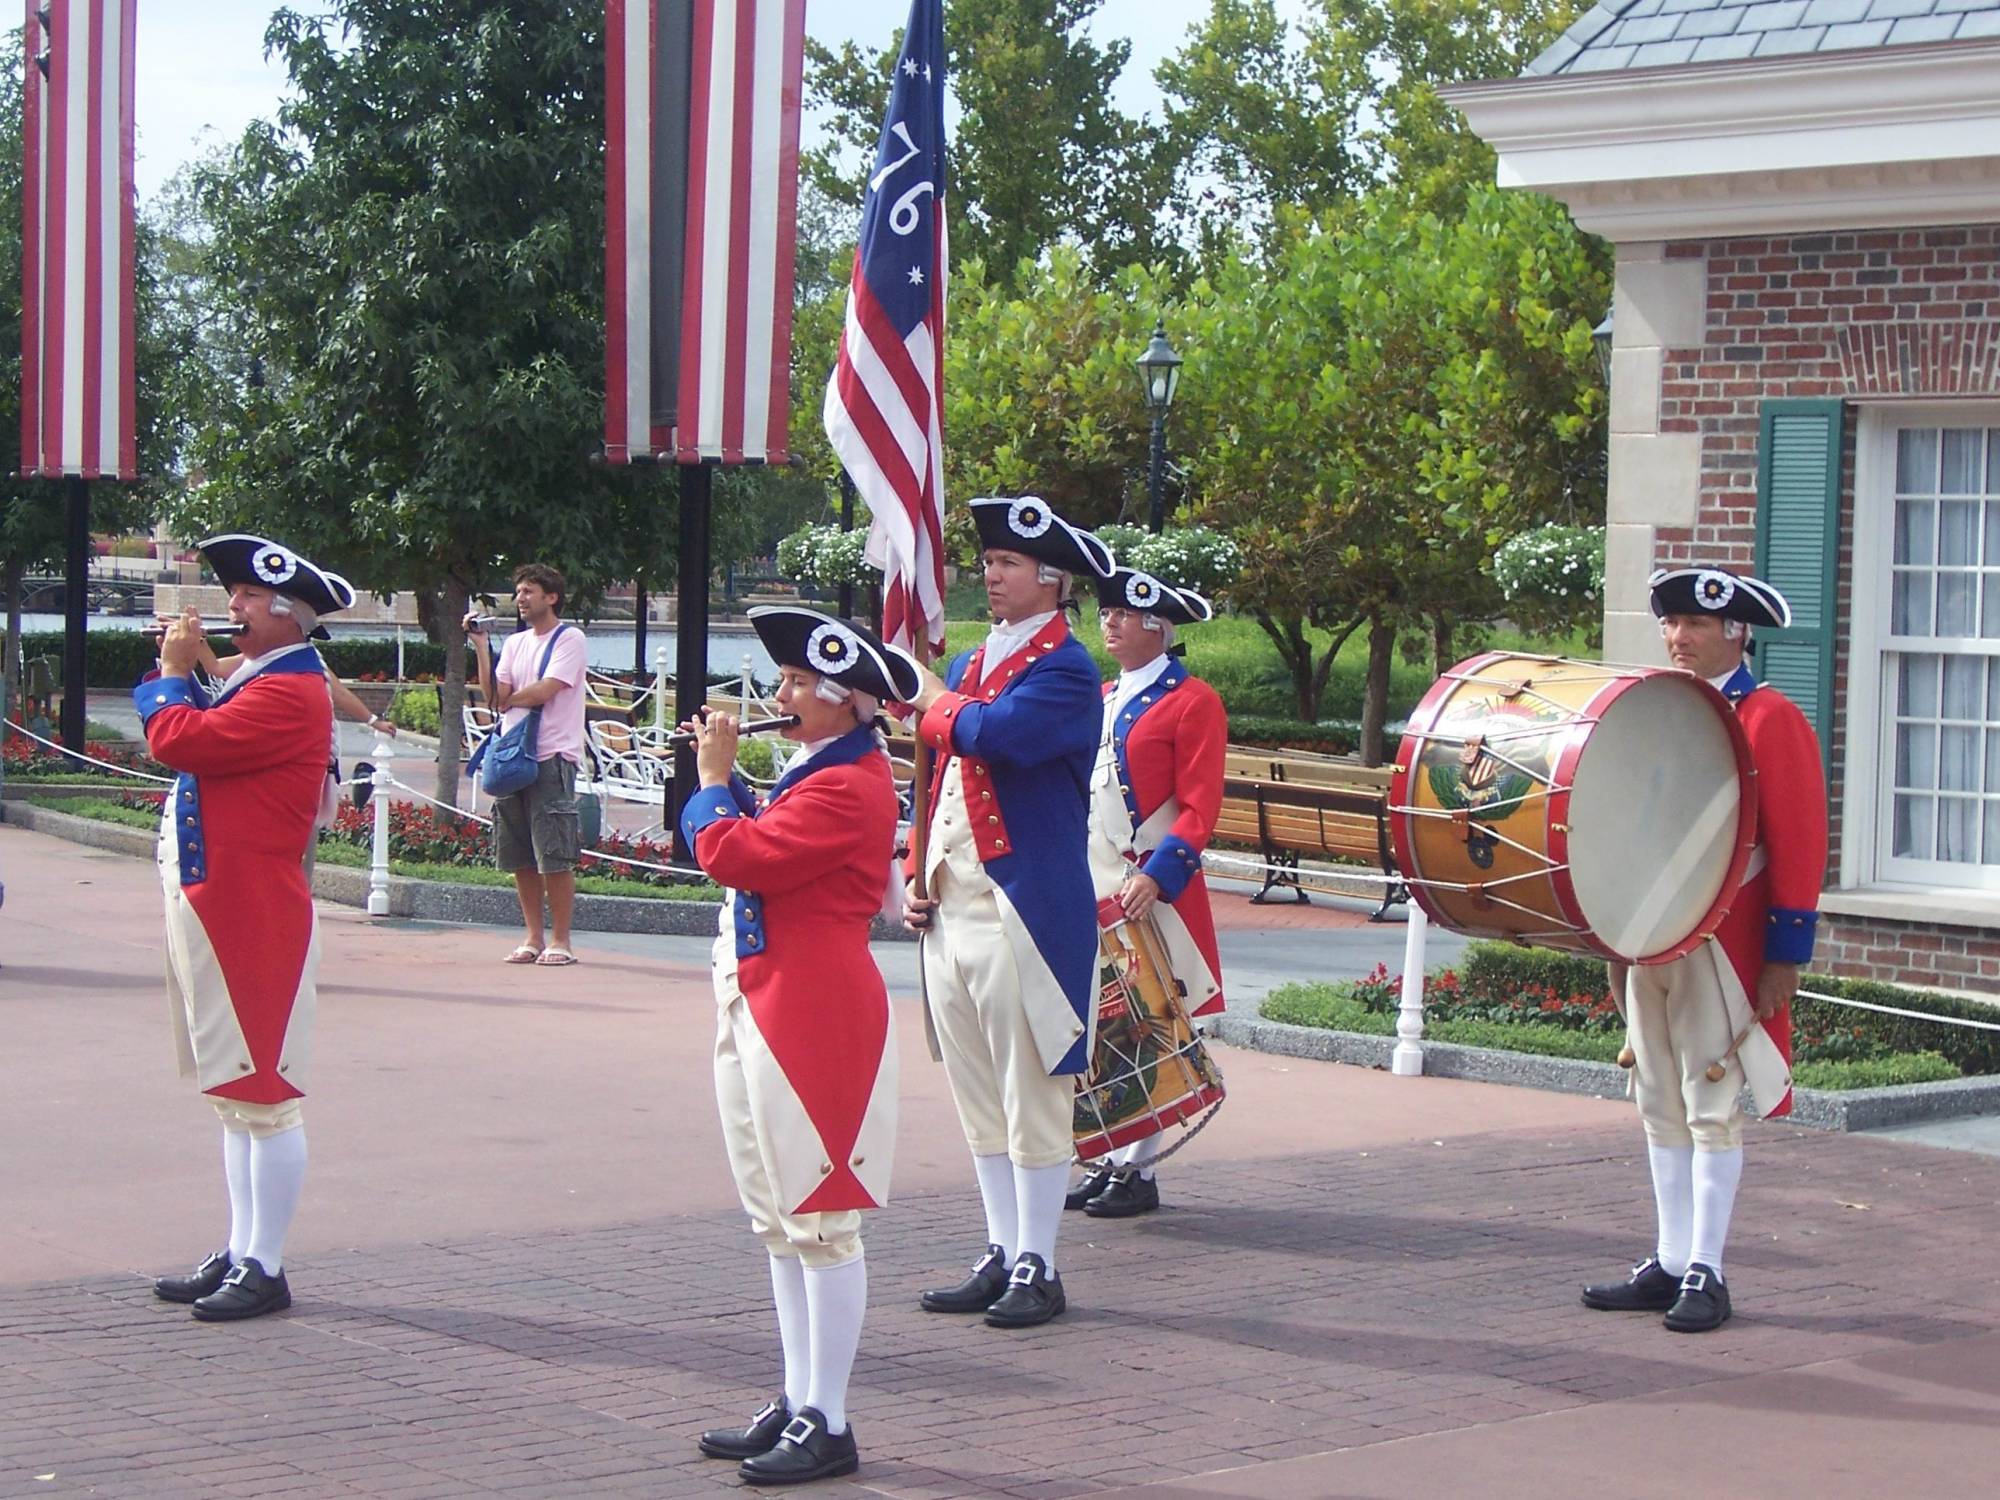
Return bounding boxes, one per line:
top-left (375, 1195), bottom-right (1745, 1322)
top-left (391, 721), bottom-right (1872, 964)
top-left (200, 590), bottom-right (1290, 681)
top-left (4, 821), bottom-right (1998, 1498)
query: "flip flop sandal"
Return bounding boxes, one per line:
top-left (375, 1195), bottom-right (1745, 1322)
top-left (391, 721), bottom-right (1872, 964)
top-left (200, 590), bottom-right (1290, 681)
top-left (536, 947), bottom-right (577, 967)
top-left (504, 944), bottom-right (543, 964)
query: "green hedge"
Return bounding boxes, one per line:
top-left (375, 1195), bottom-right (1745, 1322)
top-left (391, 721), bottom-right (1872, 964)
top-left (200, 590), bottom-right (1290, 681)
top-left (387, 687), bottom-right (441, 736)
top-left (1226, 715), bottom-right (1361, 755)
top-left (5, 630), bottom-right (453, 687)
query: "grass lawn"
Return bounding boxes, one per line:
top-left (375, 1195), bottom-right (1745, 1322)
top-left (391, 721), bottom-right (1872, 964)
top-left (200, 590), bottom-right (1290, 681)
top-left (1261, 979), bottom-right (1960, 1091)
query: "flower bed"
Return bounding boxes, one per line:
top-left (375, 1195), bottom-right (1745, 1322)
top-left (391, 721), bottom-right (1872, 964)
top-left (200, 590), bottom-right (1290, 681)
top-left (4, 722), bottom-right (170, 782)
top-left (1261, 942), bottom-right (1980, 1092)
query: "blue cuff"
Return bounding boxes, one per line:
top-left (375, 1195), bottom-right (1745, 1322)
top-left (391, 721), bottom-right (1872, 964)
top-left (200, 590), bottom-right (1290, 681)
top-left (1764, 907), bottom-right (1819, 965)
top-left (135, 675), bottom-right (198, 727)
top-left (1141, 834), bottom-right (1202, 902)
top-left (726, 773), bottom-right (757, 817)
top-left (679, 784), bottom-right (745, 859)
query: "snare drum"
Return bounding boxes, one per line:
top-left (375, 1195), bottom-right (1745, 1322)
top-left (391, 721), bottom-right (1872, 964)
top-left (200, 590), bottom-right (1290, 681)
top-left (1388, 654), bottom-right (1756, 964)
top-left (1073, 899), bottom-right (1224, 1161)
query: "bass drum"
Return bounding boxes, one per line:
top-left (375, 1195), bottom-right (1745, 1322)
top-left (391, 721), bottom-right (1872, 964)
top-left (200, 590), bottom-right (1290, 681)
top-left (1388, 653), bottom-right (1756, 964)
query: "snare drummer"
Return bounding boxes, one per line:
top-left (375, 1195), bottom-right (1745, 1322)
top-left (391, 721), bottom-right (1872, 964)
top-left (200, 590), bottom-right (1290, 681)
top-left (1582, 567), bottom-right (1827, 1333)
top-left (902, 496), bottom-right (1112, 1329)
top-left (1066, 567), bottom-right (1227, 1219)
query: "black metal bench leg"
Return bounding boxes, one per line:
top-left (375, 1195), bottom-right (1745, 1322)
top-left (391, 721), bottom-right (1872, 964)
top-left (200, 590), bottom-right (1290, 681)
top-left (1251, 848), bottom-right (1309, 905)
top-left (1368, 880), bottom-right (1409, 923)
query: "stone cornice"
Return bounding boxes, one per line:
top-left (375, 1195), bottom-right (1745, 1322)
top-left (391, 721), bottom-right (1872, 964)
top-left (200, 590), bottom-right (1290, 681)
top-left (1444, 40), bottom-right (2000, 240)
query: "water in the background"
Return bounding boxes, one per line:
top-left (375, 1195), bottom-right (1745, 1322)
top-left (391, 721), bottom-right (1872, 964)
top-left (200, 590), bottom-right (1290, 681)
top-left (18, 613), bottom-right (778, 682)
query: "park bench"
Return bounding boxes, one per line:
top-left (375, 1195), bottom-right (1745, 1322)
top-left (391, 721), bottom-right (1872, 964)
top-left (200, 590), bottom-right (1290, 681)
top-left (1215, 747), bottom-right (1405, 920)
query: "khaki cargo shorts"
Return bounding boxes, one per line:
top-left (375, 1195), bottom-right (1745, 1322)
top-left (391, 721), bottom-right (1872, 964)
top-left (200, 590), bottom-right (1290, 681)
top-left (493, 755), bottom-right (580, 875)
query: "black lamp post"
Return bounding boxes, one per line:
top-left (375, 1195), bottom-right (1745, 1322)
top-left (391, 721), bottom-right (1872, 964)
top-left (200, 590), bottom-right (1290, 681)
top-left (1592, 308), bottom-right (1615, 387)
top-left (1135, 319), bottom-right (1183, 533)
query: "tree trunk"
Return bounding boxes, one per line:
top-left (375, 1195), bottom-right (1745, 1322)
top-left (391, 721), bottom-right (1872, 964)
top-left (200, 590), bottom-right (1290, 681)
top-left (1359, 614), bottom-right (1394, 767)
top-left (2, 558), bottom-right (23, 726)
top-left (434, 576), bottom-right (470, 807)
top-left (1432, 614), bottom-right (1455, 678)
top-left (1254, 611), bottom-right (1319, 721)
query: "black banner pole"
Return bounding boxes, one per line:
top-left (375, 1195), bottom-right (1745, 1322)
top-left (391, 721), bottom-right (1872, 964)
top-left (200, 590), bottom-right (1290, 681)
top-left (670, 463), bottom-right (712, 860)
top-left (61, 476), bottom-right (90, 751)
top-left (837, 469), bottom-right (856, 619)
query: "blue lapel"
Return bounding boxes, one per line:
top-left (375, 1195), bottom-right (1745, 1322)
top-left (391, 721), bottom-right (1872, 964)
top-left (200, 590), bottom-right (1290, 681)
top-left (1717, 662), bottom-right (1760, 706)
top-left (1110, 658), bottom-right (1188, 823)
top-left (767, 723), bottom-right (879, 808)
top-left (210, 645), bottom-right (327, 708)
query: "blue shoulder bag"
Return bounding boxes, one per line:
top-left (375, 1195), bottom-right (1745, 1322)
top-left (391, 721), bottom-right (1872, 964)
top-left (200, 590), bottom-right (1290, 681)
top-left (467, 624), bottom-right (572, 797)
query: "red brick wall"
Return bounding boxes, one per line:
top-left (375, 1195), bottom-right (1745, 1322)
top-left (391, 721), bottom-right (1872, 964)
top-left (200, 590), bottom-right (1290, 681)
top-left (1817, 913), bottom-right (2000, 994)
top-left (1649, 224), bottom-right (2000, 988)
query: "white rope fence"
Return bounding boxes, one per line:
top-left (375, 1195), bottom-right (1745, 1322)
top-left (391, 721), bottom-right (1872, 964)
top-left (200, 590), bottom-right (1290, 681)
top-left (2, 718), bottom-right (176, 784)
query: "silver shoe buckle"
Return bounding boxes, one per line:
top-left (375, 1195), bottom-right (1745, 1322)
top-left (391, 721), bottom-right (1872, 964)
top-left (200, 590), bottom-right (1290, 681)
top-left (778, 1415), bottom-right (817, 1446)
top-left (1008, 1260), bottom-right (1039, 1288)
top-left (1680, 1269), bottom-right (1708, 1293)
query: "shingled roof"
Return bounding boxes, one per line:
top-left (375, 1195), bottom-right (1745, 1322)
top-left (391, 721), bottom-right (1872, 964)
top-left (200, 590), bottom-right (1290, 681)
top-left (1526, 0), bottom-right (2000, 76)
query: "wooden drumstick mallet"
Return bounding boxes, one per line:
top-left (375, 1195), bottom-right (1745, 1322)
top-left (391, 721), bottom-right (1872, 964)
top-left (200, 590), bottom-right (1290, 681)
top-left (1705, 1023), bottom-right (1759, 1084)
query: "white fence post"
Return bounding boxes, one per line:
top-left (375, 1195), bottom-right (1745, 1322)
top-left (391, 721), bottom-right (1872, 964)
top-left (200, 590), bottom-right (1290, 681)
top-left (1391, 902), bottom-right (1428, 1076)
top-left (740, 653), bottom-right (754, 714)
top-left (366, 730), bottom-right (394, 917)
top-left (653, 645), bottom-right (670, 732)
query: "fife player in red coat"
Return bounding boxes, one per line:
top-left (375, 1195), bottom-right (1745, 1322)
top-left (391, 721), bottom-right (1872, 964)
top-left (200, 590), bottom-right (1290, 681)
top-left (1583, 567), bottom-right (1828, 1334)
top-left (1067, 566), bottom-right (1227, 1219)
top-left (139, 535), bottom-right (354, 1322)
top-left (679, 607), bottom-right (920, 1488)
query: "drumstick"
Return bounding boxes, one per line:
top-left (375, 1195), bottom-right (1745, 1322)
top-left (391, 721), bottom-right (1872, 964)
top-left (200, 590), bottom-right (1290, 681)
top-left (1704, 1024), bottom-right (1760, 1083)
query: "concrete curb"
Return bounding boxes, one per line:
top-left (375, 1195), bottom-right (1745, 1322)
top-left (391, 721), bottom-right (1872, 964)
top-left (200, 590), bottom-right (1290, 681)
top-left (1206, 1011), bottom-right (2000, 1135)
top-left (0, 799), bottom-right (918, 944)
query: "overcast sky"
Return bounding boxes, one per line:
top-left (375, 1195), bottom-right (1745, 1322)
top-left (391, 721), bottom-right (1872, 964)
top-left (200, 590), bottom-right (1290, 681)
top-left (131, 0), bottom-right (1312, 203)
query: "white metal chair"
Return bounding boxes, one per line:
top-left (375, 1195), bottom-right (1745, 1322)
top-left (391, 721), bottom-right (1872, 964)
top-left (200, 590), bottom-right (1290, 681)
top-left (584, 720), bottom-right (672, 835)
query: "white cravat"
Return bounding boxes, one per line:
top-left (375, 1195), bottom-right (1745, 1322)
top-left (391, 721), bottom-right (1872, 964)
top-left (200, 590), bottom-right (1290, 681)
top-left (1103, 652), bottom-right (1173, 730)
top-left (978, 610), bottom-right (1058, 686)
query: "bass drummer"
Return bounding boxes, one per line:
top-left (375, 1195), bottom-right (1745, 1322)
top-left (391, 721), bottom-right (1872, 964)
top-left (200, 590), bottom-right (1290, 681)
top-left (1066, 566), bottom-right (1228, 1218)
top-left (1582, 566), bottom-right (1827, 1334)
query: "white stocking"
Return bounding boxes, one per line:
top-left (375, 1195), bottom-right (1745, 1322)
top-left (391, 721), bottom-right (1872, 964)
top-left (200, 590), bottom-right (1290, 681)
top-left (1113, 1134), bottom-right (1161, 1180)
top-left (1013, 1161), bottom-right (1069, 1270)
top-left (244, 1125), bottom-right (307, 1274)
top-left (1648, 1143), bottom-right (1694, 1278)
top-left (222, 1127), bottom-right (253, 1262)
top-left (972, 1152), bottom-right (1017, 1262)
top-left (769, 1253), bottom-right (809, 1411)
top-left (803, 1256), bottom-right (866, 1435)
top-left (1690, 1147), bottom-right (1743, 1279)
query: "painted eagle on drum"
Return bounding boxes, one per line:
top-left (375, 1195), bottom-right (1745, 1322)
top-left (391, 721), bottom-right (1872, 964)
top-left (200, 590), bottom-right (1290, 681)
top-left (1423, 697), bottom-right (1561, 869)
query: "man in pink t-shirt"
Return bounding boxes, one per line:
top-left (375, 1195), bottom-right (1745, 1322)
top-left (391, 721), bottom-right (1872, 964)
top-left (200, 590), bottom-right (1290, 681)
top-left (467, 563), bottom-right (590, 966)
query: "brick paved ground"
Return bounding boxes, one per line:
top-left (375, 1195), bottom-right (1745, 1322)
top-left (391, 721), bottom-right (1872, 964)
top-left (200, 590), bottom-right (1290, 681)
top-left (6, 822), bottom-right (1999, 1498)
top-left (6, 1124), bottom-right (2000, 1499)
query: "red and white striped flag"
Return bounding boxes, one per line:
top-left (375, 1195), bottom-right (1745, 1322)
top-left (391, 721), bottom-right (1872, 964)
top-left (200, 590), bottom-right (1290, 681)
top-left (822, 0), bottom-right (948, 659)
top-left (604, 0), bottom-right (806, 466)
top-left (19, 0), bottom-right (138, 481)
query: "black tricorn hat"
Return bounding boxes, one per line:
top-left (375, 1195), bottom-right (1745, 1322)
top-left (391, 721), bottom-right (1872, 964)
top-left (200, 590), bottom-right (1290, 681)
top-left (1647, 566), bottom-right (1790, 629)
top-left (968, 496), bottom-right (1115, 579)
top-left (1092, 566), bottom-right (1214, 625)
top-left (198, 533), bottom-right (357, 639)
top-left (748, 606), bottom-right (923, 704)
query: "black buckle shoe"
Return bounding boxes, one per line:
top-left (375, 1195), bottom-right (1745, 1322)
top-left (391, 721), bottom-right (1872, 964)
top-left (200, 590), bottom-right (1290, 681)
top-left (1084, 1170), bottom-right (1159, 1218)
top-left (1664, 1263), bottom-right (1732, 1333)
top-left (1581, 1256), bottom-right (1680, 1313)
top-left (153, 1250), bottom-right (233, 1304)
top-left (190, 1257), bottom-right (291, 1322)
top-left (919, 1244), bottom-right (1010, 1313)
top-left (698, 1395), bottom-right (791, 1460)
top-left (738, 1406), bottom-right (859, 1486)
top-left (1065, 1167), bottom-right (1113, 1211)
top-left (984, 1252), bottom-right (1065, 1328)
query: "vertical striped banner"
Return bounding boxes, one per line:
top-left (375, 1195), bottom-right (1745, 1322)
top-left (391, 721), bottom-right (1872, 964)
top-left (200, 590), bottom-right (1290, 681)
top-left (20, 0), bottom-right (138, 481)
top-left (604, 0), bottom-right (805, 466)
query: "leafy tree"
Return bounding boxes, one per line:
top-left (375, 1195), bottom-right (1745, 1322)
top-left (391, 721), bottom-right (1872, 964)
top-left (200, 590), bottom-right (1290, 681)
top-left (804, 0), bottom-right (1170, 283)
top-left (170, 1), bottom-right (665, 801)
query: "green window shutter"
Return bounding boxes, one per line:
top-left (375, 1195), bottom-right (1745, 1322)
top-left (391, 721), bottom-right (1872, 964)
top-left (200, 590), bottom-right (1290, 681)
top-left (1753, 397), bottom-right (1843, 780)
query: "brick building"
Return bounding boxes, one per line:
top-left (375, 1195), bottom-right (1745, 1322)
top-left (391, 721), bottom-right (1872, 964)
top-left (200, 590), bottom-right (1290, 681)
top-left (1447, 1), bottom-right (2000, 993)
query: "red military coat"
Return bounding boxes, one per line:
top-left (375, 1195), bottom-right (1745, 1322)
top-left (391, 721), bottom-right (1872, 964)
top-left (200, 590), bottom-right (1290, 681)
top-left (1098, 658), bottom-right (1228, 1015)
top-left (1711, 667), bottom-right (1829, 1118)
top-left (681, 727), bottom-right (900, 1214)
top-left (136, 648), bottom-right (333, 1104)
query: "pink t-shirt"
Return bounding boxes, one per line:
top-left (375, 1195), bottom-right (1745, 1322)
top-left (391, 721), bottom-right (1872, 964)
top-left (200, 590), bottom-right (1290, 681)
top-left (496, 623), bottom-right (589, 765)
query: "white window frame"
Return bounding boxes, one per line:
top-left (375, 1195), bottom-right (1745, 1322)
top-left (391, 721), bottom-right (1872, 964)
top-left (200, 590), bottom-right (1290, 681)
top-left (1845, 402), bottom-right (2000, 894)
